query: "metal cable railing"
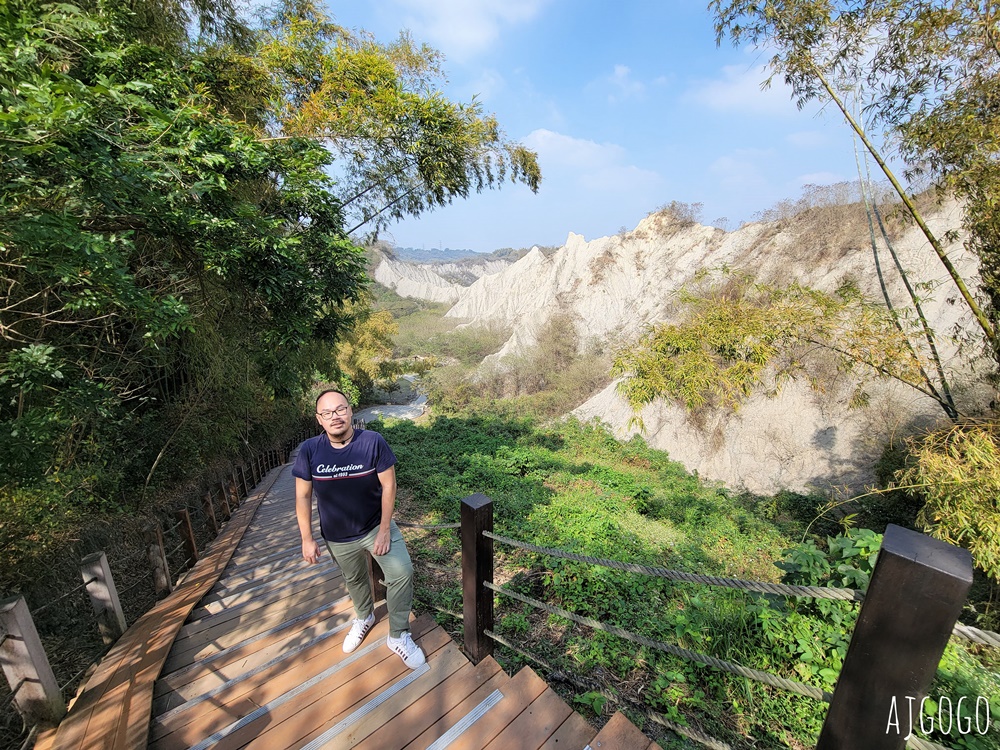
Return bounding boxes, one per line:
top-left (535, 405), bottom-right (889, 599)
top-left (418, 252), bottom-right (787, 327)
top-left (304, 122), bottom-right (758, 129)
top-left (486, 531), bottom-right (1000, 649)
top-left (30, 577), bottom-right (98, 616)
top-left (487, 629), bottom-right (734, 750)
top-left (950, 622), bottom-right (1000, 648)
top-left (396, 521), bottom-right (461, 529)
top-left (485, 581), bottom-right (832, 702)
top-left (485, 532), bottom-right (863, 601)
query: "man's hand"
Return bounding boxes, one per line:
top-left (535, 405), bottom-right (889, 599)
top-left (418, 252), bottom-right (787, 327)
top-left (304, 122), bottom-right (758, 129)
top-left (302, 538), bottom-right (322, 564)
top-left (373, 527), bottom-right (391, 556)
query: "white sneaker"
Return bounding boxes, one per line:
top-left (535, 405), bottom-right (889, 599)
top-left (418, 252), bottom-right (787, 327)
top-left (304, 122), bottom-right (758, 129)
top-left (343, 612), bottom-right (375, 653)
top-left (387, 631), bottom-right (426, 669)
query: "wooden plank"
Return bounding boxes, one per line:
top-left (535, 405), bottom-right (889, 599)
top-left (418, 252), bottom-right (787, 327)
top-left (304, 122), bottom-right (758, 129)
top-left (176, 568), bottom-right (345, 636)
top-left (353, 655), bottom-right (505, 750)
top-left (189, 564), bottom-right (337, 617)
top-left (401, 666), bottom-right (512, 750)
top-left (436, 666), bottom-right (550, 750)
top-left (483, 687), bottom-right (574, 750)
top-left (330, 641), bottom-right (469, 748)
top-left (217, 621), bottom-right (450, 750)
top-left (150, 617), bottom-right (440, 750)
top-left (165, 576), bottom-right (347, 663)
top-left (589, 711), bottom-right (651, 749)
top-left (33, 467), bottom-right (284, 750)
top-left (200, 558), bottom-right (313, 600)
top-left (539, 709), bottom-right (596, 750)
top-left (150, 615), bottom-right (396, 745)
top-left (153, 596), bottom-right (355, 706)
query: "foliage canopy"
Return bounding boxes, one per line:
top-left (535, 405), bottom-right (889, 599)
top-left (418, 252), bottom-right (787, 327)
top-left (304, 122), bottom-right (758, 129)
top-left (0, 0), bottom-right (539, 544)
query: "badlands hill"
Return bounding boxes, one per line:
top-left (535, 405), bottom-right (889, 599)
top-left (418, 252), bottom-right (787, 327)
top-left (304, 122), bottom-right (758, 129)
top-left (373, 199), bottom-right (985, 495)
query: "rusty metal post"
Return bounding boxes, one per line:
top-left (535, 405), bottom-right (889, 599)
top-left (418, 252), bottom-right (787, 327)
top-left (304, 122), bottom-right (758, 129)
top-left (227, 470), bottom-right (240, 508)
top-left (817, 525), bottom-right (973, 750)
top-left (237, 465), bottom-right (249, 499)
top-left (218, 480), bottom-right (232, 519)
top-left (461, 493), bottom-right (494, 664)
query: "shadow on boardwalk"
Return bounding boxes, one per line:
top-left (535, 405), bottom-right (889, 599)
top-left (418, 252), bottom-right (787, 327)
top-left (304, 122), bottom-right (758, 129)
top-left (35, 452), bottom-right (659, 750)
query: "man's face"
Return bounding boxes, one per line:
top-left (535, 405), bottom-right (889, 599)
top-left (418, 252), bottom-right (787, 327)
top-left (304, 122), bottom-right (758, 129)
top-left (316, 392), bottom-right (352, 440)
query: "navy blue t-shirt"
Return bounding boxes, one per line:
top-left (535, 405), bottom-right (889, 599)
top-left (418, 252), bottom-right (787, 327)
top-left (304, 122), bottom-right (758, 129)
top-left (292, 429), bottom-right (397, 542)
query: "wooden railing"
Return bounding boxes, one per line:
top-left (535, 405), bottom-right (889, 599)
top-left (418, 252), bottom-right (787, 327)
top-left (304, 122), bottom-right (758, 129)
top-left (0, 425), bottom-right (316, 736)
top-left (458, 494), bottom-right (975, 750)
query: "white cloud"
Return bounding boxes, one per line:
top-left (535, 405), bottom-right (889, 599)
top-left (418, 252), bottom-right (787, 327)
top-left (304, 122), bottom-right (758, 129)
top-left (523, 129), bottom-right (661, 191)
top-left (468, 68), bottom-right (506, 101)
top-left (586, 65), bottom-right (647, 104)
top-left (608, 65), bottom-right (645, 102)
top-left (387, 0), bottom-right (550, 60)
top-left (686, 62), bottom-right (797, 116)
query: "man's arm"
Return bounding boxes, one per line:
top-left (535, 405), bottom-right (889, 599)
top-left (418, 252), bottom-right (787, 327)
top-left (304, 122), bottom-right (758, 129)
top-left (296, 477), bottom-right (322, 563)
top-left (372, 465), bottom-right (397, 556)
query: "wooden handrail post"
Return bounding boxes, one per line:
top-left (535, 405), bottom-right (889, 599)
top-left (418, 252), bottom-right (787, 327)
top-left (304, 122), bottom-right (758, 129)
top-left (237, 465), bottom-right (249, 499)
top-left (817, 524), bottom-right (973, 750)
top-left (202, 491), bottom-right (218, 535)
top-left (80, 552), bottom-right (126, 645)
top-left (218, 480), bottom-right (232, 519)
top-left (461, 493), bottom-right (494, 664)
top-left (248, 454), bottom-right (258, 486)
top-left (228, 471), bottom-right (240, 508)
top-left (0, 596), bottom-right (66, 725)
top-left (175, 509), bottom-right (198, 567)
top-left (365, 552), bottom-right (387, 606)
top-left (145, 523), bottom-right (172, 598)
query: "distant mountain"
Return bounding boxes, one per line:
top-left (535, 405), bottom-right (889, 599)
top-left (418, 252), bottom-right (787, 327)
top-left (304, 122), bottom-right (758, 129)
top-left (373, 199), bottom-right (986, 496)
top-left (392, 246), bottom-right (480, 263)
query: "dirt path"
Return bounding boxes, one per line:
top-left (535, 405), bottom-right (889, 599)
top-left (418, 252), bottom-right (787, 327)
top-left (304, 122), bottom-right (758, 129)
top-left (354, 375), bottom-right (427, 422)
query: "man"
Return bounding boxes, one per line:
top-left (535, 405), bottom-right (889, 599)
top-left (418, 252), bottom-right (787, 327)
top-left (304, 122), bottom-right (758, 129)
top-left (293, 388), bottom-right (425, 668)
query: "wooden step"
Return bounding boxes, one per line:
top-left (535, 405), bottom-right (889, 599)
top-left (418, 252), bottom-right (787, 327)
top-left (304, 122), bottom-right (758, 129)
top-left (589, 711), bottom-right (660, 750)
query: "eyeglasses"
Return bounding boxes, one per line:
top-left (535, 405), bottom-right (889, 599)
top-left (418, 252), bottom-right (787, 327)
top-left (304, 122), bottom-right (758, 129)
top-left (317, 405), bottom-right (351, 420)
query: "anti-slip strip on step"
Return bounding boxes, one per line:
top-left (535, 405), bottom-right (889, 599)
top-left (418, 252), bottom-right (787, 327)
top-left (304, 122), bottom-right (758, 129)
top-left (425, 689), bottom-right (505, 750)
top-left (299, 662), bottom-right (432, 750)
top-left (184, 638), bottom-right (385, 750)
top-left (160, 596), bottom-right (349, 682)
top-left (154, 617), bottom-right (353, 725)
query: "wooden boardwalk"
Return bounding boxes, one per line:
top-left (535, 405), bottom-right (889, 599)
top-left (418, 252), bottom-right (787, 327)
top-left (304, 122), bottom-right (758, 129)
top-left (36, 452), bottom-right (661, 750)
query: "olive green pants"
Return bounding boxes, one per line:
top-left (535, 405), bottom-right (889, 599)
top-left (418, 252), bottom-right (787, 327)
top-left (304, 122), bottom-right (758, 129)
top-left (325, 520), bottom-right (414, 638)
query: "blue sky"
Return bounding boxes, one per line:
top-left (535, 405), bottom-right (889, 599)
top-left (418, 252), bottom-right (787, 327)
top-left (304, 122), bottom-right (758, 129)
top-left (328, 1), bottom-right (864, 254)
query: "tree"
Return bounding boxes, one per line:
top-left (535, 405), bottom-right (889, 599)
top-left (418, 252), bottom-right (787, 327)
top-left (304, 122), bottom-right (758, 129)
top-left (0, 0), bottom-right (367, 495)
top-left (612, 273), bottom-right (937, 419)
top-left (336, 301), bottom-right (400, 400)
top-left (710, 0), bottom-right (998, 354)
top-left (1, 0), bottom-right (538, 517)
top-left (257, 0), bottom-right (541, 237)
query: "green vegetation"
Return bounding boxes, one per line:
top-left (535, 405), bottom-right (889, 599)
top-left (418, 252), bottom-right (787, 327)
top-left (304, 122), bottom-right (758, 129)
top-left (382, 410), bottom-right (999, 748)
top-left (611, 0), bottom-right (1000, 593)
top-left (0, 0), bottom-right (538, 578)
top-left (612, 271), bottom-right (940, 418)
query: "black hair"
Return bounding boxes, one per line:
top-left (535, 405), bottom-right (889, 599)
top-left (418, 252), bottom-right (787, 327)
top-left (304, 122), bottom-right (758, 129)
top-left (315, 388), bottom-right (351, 409)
